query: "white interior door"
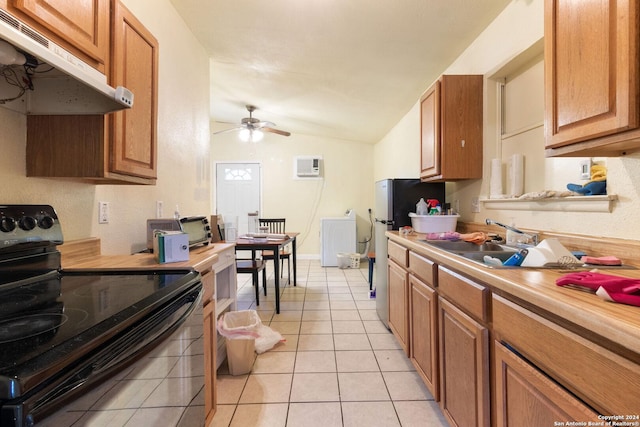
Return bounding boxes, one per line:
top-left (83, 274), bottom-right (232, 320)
top-left (216, 163), bottom-right (261, 236)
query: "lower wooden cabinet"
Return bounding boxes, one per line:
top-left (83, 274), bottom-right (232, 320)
top-left (203, 297), bottom-right (217, 425)
top-left (493, 340), bottom-right (598, 426)
top-left (438, 296), bottom-right (490, 427)
top-left (200, 266), bottom-right (217, 425)
top-left (409, 274), bottom-right (439, 399)
top-left (388, 259), bottom-right (410, 355)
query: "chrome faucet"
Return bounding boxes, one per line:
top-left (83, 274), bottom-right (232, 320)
top-left (485, 219), bottom-right (539, 246)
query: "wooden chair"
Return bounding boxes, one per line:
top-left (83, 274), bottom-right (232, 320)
top-left (236, 258), bottom-right (267, 305)
top-left (258, 218), bottom-right (291, 282)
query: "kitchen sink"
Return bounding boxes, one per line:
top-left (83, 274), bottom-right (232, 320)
top-left (421, 240), bottom-right (515, 253)
top-left (421, 239), bottom-right (636, 269)
top-left (421, 239), bottom-right (523, 268)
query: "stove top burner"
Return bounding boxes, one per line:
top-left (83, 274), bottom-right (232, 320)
top-left (0, 313), bottom-right (67, 343)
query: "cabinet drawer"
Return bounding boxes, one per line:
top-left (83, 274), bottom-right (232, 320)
top-left (388, 240), bottom-right (408, 267)
top-left (493, 294), bottom-right (640, 415)
top-left (213, 246), bottom-right (235, 271)
top-left (409, 251), bottom-right (436, 287)
top-left (438, 266), bottom-right (488, 322)
top-left (494, 340), bottom-right (598, 426)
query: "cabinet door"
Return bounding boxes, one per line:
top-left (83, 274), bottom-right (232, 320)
top-left (110, 0), bottom-right (158, 179)
top-left (494, 340), bottom-right (598, 426)
top-left (409, 274), bottom-right (438, 400)
top-left (439, 296), bottom-right (489, 427)
top-left (420, 75), bottom-right (483, 181)
top-left (203, 299), bottom-right (217, 426)
top-left (544, 0), bottom-right (639, 149)
top-left (388, 259), bottom-right (409, 355)
top-left (6, 0), bottom-right (108, 71)
top-left (420, 80), bottom-right (440, 179)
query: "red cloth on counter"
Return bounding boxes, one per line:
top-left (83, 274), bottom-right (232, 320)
top-left (556, 271), bottom-right (640, 307)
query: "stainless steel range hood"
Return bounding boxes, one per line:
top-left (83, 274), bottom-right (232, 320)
top-left (0, 8), bottom-right (133, 115)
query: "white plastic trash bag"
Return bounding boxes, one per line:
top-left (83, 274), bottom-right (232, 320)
top-left (254, 323), bottom-right (285, 354)
top-left (217, 310), bottom-right (284, 354)
top-left (217, 310), bottom-right (260, 340)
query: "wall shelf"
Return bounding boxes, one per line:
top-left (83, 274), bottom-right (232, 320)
top-left (480, 195), bottom-right (617, 213)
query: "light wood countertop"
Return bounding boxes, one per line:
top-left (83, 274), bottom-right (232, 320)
top-left (387, 231), bottom-right (640, 359)
top-left (62, 241), bottom-right (235, 273)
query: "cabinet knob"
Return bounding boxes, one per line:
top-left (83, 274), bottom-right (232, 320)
top-left (461, 139), bottom-right (466, 147)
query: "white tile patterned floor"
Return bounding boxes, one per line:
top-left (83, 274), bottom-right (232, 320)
top-left (41, 260), bottom-right (448, 427)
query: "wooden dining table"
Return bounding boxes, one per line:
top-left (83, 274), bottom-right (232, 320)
top-left (234, 232), bottom-right (298, 314)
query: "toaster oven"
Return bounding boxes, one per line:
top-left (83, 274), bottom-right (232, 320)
top-left (180, 216), bottom-right (212, 247)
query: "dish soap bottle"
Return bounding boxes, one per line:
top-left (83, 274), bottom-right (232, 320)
top-left (506, 219), bottom-right (517, 246)
top-left (416, 198), bottom-right (428, 215)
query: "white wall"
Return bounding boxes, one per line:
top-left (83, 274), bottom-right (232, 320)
top-left (211, 123), bottom-right (375, 257)
top-left (374, 0), bottom-right (640, 241)
top-left (0, 0), bottom-right (212, 254)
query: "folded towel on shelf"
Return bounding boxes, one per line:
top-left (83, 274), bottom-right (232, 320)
top-left (517, 190), bottom-right (574, 200)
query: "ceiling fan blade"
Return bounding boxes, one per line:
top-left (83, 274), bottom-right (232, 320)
top-left (255, 121), bottom-right (276, 129)
top-left (263, 127), bottom-right (291, 137)
top-left (213, 126), bottom-right (243, 135)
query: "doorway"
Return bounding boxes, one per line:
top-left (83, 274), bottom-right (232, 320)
top-left (215, 162), bottom-right (261, 236)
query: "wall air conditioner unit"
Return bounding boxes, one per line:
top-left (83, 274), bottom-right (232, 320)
top-left (295, 156), bottom-right (322, 177)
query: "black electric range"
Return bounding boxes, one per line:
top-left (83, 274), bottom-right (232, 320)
top-left (0, 205), bottom-right (202, 427)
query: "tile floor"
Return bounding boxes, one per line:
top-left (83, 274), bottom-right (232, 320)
top-left (41, 260), bottom-right (448, 427)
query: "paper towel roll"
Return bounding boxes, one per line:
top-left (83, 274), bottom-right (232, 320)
top-left (490, 158), bottom-right (504, 198)
top-left (509, 154), bottom-right (524, 197)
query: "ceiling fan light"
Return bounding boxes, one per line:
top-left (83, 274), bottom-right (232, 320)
top-left (238, 128), bottom-right (251, 142)
top-left (252, 130), bottom-right (264, 142)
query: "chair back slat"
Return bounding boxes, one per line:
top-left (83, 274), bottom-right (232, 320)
top-left (258, 218), bottom-right (286, 234)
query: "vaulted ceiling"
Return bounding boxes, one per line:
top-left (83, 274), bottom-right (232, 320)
top-left (171, 0), bottom-right (512, 143)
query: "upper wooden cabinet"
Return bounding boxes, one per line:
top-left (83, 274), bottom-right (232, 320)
top-left (109, 0), bottom-right (158, 180)
top-left (26, 0), bottom-right (158, 184)
top-left (544, 0), bottom-right (640, 157)
top-left (0, 0), bottom-right (109, 72)
top-left (420, 75), bottom-right (483, 182)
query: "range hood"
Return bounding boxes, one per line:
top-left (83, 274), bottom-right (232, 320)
top-left (0, 8), bottom-right (133, 115)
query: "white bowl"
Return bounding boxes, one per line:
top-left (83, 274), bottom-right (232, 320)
top-left (409, 213), bottom-right (459, 233)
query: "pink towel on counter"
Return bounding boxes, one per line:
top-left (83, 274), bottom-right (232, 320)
top-left (556, 271), bottom-right (640, 307)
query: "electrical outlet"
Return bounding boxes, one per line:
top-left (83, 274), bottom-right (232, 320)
top-left (99, 202), bottom-right (109, 224)
top-left (579, 159), bottom-right (591, 180)
top-left (471, 197), bottom-right (480, 213)
top-left (156, 201), bottom-right (164, 218)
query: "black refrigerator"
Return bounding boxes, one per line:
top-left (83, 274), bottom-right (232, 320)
top-left (374, 179), bottom-right (446, 327)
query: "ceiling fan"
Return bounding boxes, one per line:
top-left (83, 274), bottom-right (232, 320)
top-left (214, 105), bottom-right (291, 142)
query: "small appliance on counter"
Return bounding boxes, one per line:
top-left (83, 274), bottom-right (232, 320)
top-left (146, 218), bottom-right (181, 251)
top-left (146, 216), bottom-right (212, 251)
top-left (180, 216), bottom-right (212, 247)
top-left (153, 230), bottom-right (189, 263)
